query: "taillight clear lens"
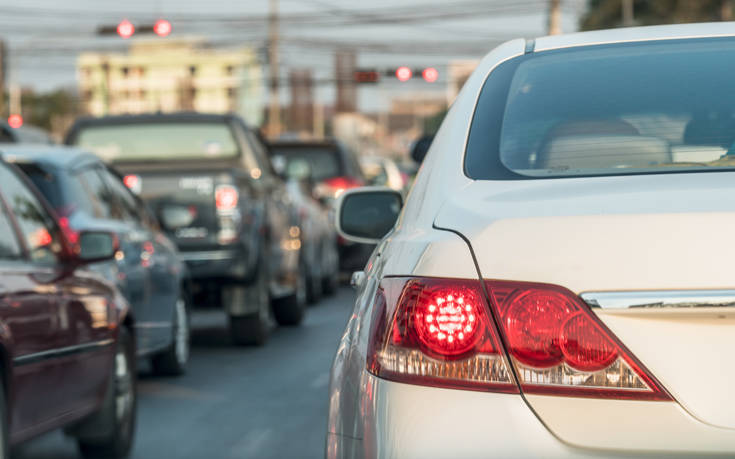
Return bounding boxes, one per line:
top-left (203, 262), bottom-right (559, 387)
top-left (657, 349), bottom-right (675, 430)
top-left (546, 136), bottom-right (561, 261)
top-left (486, 281), bottom-right (671, 400)
top-left (215, 185), bottom-right (239, 212)
top-left (367, 278), bottom-right (517, 393)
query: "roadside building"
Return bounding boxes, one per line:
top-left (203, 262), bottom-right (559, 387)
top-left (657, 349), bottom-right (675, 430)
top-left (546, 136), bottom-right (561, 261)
top-left (77, 38), bottom-right (263, 125)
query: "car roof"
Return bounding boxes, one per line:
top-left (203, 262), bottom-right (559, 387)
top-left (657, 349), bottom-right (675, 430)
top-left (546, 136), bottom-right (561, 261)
top-left (0, 144), bottom-right (101, 170)
top-left (71, 112), bottom-right (240, 128)
top-left (534, 22), bottom-right (735, 52)
top-left (269, 139), bottom-right (340, 150)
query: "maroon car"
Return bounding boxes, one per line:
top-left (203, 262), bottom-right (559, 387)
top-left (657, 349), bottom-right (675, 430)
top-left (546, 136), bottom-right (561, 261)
top-left (0, 158), bottom-right (136, 458)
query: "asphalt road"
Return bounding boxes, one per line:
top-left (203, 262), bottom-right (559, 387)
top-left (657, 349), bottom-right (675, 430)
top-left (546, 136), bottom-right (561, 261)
top-left (13, 287), bottom-right (355, 459)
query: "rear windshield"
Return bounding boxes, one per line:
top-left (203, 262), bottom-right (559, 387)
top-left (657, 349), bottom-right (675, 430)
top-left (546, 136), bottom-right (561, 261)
top-left (270, 146), bottom-right (342, 181)
top-left (73, 122), bottom-right (240, 162)
top-left (465, 37), bottom-right (735, 179)
top-left (15, 163), bottom-right (62, 209)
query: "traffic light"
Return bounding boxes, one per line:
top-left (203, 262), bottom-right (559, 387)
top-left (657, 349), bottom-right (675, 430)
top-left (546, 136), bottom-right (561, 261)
top-left (154, 19), bottom-right (172, 37)
top-left (7, 114), bottom-right (22, 129)
top-left (117, 19), bottom-right (135, 39)
top-left (422, 67), bottom-right (439, 83)
top-left (97, 19), bottom-right (172, 38)
top-left (395, 66), bottom-right (413, 82)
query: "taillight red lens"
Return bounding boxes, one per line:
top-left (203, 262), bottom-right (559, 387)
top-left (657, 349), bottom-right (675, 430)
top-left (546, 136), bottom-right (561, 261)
top-left (123, 174), bottom-right (141, 194)
top-left (486, 280), bottom-right (671, 400)
top-left (215, 185), bottom-right (238, 211)
top-left (58, 216), bottom-right (79, 245)
top-left (367, 277), bottom-right (517, 393)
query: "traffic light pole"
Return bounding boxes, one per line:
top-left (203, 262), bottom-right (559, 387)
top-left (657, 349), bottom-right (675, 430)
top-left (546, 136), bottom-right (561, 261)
top-left (267, 0), bottom-right (281, 138)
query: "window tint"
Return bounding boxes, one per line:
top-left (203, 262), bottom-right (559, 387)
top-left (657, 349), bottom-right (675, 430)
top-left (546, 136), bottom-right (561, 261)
top-left (99, 167), bottom-right (143, 224)
top-left (75, 122), bottom-right (240, 162)
top-left (0, 163), bottom-right (61, 264)
top-left (465, 37), bottom-right (735, 179)
top-left (0, 178), bottom-right (22, 260)
top-left (77, 167), bottom-right (117, 219)
top-left (270, 146), bottom-right (342, 181)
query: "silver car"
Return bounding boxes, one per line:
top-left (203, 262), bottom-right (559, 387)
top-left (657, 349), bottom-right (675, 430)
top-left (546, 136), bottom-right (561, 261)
top-left (327, 23), bottom-right (735, 458)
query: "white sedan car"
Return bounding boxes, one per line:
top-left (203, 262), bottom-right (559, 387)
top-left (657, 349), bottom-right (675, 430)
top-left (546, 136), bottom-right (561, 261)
top-left (327, 23), bottom-right (735, 458)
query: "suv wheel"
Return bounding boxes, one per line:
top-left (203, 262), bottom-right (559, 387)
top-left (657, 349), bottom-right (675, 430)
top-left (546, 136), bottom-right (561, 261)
top-left (273, 265), bottom-right (307, 326)
top-left (151, 295), bottom-right (190, 376)
top-left (229, 263), bottom-right (271, 346)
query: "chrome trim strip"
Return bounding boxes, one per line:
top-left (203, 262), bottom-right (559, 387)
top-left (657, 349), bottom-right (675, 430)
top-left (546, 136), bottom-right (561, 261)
top-left (581, 290), bottom-right (735, 310)
top-left (179, 250), bottom-right (234, 262)
top-left (14, 339), bottom-right (114, 365)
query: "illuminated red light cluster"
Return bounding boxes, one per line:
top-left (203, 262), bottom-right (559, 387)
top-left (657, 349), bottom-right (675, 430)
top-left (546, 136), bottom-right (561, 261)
top-left (215, 185), bottom-right (239, 211)
top-left (395, 66), bottom-right (413, 82)
top-left (117, 19), bottom-right (135, 39)
top-left (7, 114), bottom-right (23, 129)
top-left (154, 19), bottom-right (172, 37)
top-left (414, 291), bottom-right (481, 356)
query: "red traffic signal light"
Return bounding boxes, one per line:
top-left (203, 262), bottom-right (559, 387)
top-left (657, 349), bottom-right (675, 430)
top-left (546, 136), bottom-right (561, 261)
top-left (422, 67), bottom-right (439, 83)
top-left (154, 19), bottom-right (172, 37)
top-left (395, 66), bottom-right (412, 82)
top-left (117, 19), bottom-right (135, 39)
top-left (7, 114), bottom-right (22, 129)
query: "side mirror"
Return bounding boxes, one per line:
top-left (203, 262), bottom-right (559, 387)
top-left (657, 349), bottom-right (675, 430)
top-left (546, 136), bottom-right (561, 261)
top-left (76, 231), bottom-right (118, 263)
top-left (336, 187), bottom-right (402, 244)
top-left (411, 134), bottom-right (434, 164)
top-left (160, 204), bottom-right (195, 230)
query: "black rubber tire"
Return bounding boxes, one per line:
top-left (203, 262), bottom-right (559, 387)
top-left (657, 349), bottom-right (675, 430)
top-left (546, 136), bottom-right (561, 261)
top-left (229, 264), bottom-right (271, 346)
top-left (0, 375), bottom-right (9, 459)
top-left (151, 294), bottom-right (190, 376)
top-left (273, 267), bottom-right (307, 326)
top-left (77, 328), bottom-right (136, 459)
top-left (306, 269), bottom-right (323, 305)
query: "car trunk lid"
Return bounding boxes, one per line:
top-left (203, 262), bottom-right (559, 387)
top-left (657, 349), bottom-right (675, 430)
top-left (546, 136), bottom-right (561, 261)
top-left (434, 172), bottom-right (735, 431)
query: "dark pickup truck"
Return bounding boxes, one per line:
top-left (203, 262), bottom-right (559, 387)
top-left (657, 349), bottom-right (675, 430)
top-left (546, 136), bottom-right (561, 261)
top-left (66, 113), bottom-right (307, 345)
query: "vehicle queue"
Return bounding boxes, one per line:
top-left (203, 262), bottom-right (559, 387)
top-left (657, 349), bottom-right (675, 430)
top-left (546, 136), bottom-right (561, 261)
top-left (0, 112), bottom-right (406, 458)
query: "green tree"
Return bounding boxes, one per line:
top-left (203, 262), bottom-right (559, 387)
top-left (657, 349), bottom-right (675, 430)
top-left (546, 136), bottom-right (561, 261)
top-left (19, 88), bottom-right (80, 138)
top-left (581, 0), bottom-right (732, 31)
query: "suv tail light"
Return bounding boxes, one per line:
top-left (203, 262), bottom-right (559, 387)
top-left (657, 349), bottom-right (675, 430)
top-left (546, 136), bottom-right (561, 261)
top-left (367, 278), bottom-right (517, 393)
top-left (123, 174), bottom-right (142, 194)
top-left (318, 176), bottom-right (363, 199)
top-left (215, 185), bottom-right (239, 212)
top-left (367, 277), bottom-right (671, 401)
top-left (485, 280), bottom-right (671, 400)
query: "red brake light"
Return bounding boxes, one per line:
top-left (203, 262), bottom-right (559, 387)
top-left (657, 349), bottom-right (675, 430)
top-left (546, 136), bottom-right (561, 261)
top-left (367, 278), bottom-right (517, 393)
top-left (215, 185), bottom-right (238, 211)
top-left (486, 280), bottom-right (671, 400)
top-left (58, 216), bottom-right (79, 245)
top-left (123, 174), bottom-right (141, 194)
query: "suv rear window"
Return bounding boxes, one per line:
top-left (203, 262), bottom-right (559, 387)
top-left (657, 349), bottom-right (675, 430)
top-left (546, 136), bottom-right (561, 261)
top-left (270, 146), bottom-right (342, 182)
top-left (74, 122), bottom-right (240, 162)
top-left (465, 37), bottom-right (735, 180)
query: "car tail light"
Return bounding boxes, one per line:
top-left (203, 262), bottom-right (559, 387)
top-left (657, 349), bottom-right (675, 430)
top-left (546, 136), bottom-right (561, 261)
top-left (367, 278), bottom-right (517, 393)
top-left (320, 176), bottom-right (363, 198)
top-left (215, 185), bottom-right (239, 212)
top-left (58, 216), bottom-right (79, 245)
top-left (123, 174), bottom-right (142, 194)
top-left (485, 280), bottom-right (671, 400)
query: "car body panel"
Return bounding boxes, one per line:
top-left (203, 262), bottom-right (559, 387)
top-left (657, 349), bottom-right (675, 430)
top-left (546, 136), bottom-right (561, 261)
top-left (3, 146), bottom-right (183, 357)
top-left (66, 114), bottom-right (301, 306)
top-left (328, 24), bottom-right (735, 458)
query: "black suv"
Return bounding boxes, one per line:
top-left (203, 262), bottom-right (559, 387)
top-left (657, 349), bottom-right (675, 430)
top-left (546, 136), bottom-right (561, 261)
top-left (67, 113), bottom-right (307, 345)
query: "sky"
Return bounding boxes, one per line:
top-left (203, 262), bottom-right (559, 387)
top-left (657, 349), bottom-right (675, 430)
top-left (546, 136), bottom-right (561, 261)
top-left (0, 0), bottom-right (586, 111)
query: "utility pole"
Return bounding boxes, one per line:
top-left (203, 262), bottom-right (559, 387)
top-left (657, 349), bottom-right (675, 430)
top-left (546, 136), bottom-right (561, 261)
top-left (548, 0), bottom-right (562, 35)
top-left (722, 0), bottom-right (733, 21)
top-left (622, 0), bottom-right (635, 26)
top-left (9, 83), bottom-right (20, 116)
top-left (267, 0), bottom-right (281, 138)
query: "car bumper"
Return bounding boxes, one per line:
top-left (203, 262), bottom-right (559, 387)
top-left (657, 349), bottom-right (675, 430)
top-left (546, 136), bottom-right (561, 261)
top-left (328, 373), bottom-right (701, 459)
top-left (179, 248), bottom-right (249, 281)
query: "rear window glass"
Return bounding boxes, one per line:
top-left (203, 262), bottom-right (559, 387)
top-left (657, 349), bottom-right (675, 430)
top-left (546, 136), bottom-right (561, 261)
top-left (270, 146), bottom-right (342, 181)
top-left (74, 122), bottom-right (240, 162)
top-left (465, 37), bottom-right (735, 180)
